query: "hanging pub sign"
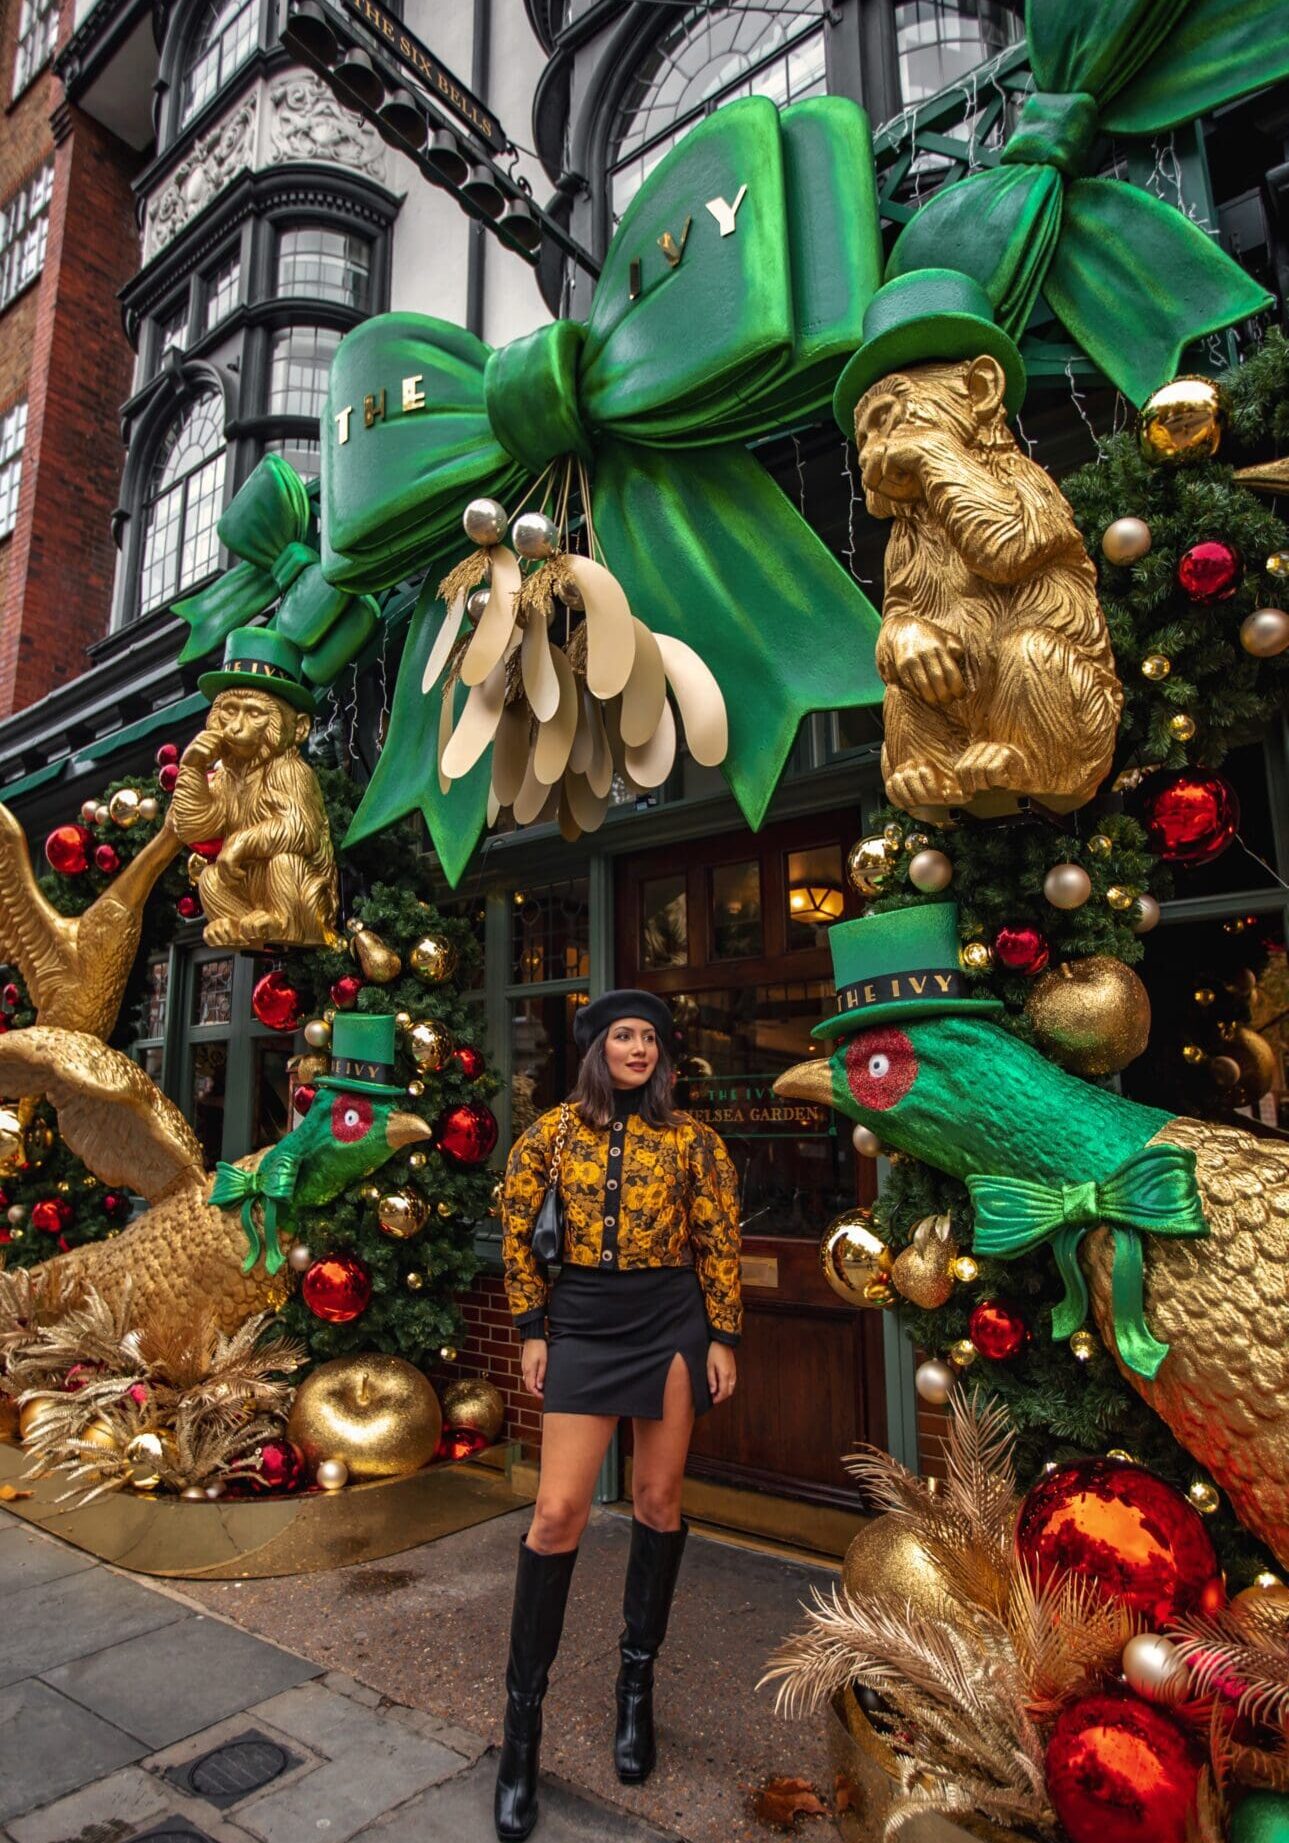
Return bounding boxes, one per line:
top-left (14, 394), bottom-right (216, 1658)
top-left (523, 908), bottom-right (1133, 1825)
top-left (340, 0), bottom-right (507, 151)
top-left (683, 1074), bottom-right (834, 1140)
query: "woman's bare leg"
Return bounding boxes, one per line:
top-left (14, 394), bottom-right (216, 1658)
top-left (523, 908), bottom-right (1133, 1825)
top-left (629, 1353), bottom-right (694, 1531)
top-left (527, 1411), bottom-right (617, 1552)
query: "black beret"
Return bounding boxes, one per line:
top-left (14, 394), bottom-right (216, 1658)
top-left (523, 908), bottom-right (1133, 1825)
top-left (573, 988), bottom-right (675, 1054)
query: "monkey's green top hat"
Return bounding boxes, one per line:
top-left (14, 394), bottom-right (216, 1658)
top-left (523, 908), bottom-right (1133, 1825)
top-left (832, 268), bottom-right (1027, 436)
top-left (316, 1013), bottom-right (406, 1097)
top-left (812, 902), bottom-right (1004, 1040)
top-left (198, 627), bottom-right (316, 714)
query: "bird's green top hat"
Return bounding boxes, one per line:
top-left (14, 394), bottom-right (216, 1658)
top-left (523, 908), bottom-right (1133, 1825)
top-left (316, 1012), bottom-right (406, 1097)
top-left (832, 267), bottom-right (1027, 437)
top-left (811, 902), bottom-right (1004, 1040)
top-left (198, 627), bottom-right (316, 714)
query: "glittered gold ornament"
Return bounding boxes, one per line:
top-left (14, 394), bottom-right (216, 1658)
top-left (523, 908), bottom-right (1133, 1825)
top-left (287, 1354), bottom-right (441, 1481)
top-left (1102, 516), bottom-right (1153, 565)
top-left (1168, 713), bottom-right (1196, 741)
top-left (960, 941), bottom-right (993, 972)
top-left (915, 1358), bottom-right (954, 1403)
top-left (819, 1211), bottom-right (894, 1309)
top-left (1141, 654), bottom-right (1172, 681)
top-left (1240, 607), bottom-right (1289, 658)
top-left (1069, 1329), bottom-right (1098, 1361)
top-left (1121, 1633), bottom-right (1190, 1704)
top-left (842, 1512), bottom-right (960, 1619)
top-left (847, 835), bottom-right (894, 898)
top-left (1105, 885), bottom-right (1136, 911)
top-left (1138, 375), bottom-right (1226, 465)
top-left (1025, 957), bottom-right (1151, 1076)
top-left (409, 935), bottom-right (458, 985)
top-left (408, 1018), bottom-right (454, 1071)
top-left (441, 1378), bottom-right (505, 1441)
top-left (348, 924), bottom-right (402, 984)
top-left (377, 1190), bottom-right (427, 1239)
top-left (107, 787), bottom-right (142, 828)
top-left (315, 1457), bottom-right (349, 1490)
top-left (1188, 1479), bottom-right (1220, 1515)
top-left (891, 1214), bottom-right (957, 1309)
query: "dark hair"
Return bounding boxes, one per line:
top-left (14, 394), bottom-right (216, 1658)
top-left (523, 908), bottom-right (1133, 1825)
top-left (570, 1027), bottom-right (681, 1130)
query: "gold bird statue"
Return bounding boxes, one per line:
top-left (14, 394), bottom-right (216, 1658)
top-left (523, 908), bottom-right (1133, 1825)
top-left (0, 1027), bottom-right (430, 1335)
top-left (0, 803), bottom-right (181, 1040)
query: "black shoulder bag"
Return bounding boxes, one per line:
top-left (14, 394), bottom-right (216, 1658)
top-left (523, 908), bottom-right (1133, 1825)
top-left (531, 1102), bottom-right (570, 1268)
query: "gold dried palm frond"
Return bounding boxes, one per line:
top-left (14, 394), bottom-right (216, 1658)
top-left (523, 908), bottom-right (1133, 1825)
top-left (1170, 1609), bottom-right (1289, 1731)
top-left (7, 1277), bottom-right (140, 1394)
top-left (0, 1261), bottom-right (85, 1375)
top-left (1186, 1764), bottom-right (1228, 1843)
top-left (943, 1387), bottom-right (1017, 1540)
top-left (1008, 1564), bottom-right (1137, 1716)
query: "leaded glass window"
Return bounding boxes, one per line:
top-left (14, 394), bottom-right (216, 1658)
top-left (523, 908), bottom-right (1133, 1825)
top-left (267, 325), bottom-right (340, 420)
top-left (138, 395), bottom-right (226, 614)
top-left (275, 226), bottom-right (370, 308)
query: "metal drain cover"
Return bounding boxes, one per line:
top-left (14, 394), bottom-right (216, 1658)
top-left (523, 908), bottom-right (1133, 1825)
top-left (163, 1730), bottom-right (300, 1808)
top-left (131, 1825), bottom-right (219, 1843)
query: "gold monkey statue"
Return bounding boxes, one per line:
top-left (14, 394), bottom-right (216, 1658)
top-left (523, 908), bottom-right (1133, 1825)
top-left (171, 628), bottom-right (339, 949)
top-left (834, 270), bottom-right (1122, 823)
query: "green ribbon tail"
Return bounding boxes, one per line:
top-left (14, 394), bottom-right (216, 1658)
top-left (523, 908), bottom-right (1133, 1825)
top-left (239, 1197), bottom-right (262, 1275)
top-left (1046, 179), bottom-right (1274, 404)
top-left (1049, 1225), bottom-right (1092, 1341)
top-left (1100, 0), bottom-right (1289, 136)
top-left (1109, 1226), bottom-right (1171, 1379)
top-left (261, 1198), bottom-right (286, 1277)
top-left (592, 439), bottom-right (884, 831)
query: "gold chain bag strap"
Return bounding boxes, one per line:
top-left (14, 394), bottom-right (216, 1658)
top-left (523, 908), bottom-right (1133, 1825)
top-left (531, 1102), bottom-right (569, 1267)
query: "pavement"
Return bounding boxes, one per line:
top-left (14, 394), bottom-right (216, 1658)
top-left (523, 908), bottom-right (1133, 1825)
top-left (0, 1502), bottom-right (840, 1843)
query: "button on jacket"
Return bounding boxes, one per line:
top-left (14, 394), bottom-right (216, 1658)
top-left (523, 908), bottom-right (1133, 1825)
top-left (501, 1104), bottom-right (743, 1345)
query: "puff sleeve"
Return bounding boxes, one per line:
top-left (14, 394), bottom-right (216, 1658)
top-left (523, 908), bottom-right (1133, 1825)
top-left (685, 1122), bottom-right (743, 1345)
top-left (500, 1117), bottom-right (552, 1336)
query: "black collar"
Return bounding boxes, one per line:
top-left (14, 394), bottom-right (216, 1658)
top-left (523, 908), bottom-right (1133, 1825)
top-left (611, 1084), bottom-right (647, 1116)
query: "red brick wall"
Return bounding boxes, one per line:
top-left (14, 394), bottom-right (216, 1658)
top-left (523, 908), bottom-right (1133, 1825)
top-left (436, 1272), bottom-right (543, 1457)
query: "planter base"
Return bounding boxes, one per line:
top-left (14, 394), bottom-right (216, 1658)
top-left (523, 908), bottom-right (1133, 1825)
top-left (827, 1689), bottom-right (1030, 1843)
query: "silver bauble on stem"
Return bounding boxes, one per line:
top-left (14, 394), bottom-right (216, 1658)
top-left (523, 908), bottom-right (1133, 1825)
top-left (465, 587), bottom-right (490, 625)
top-left (908, 848), bottom-right (953, 894)
top-left (1043, 863), bottom-right (1092, 910)
top-left (852, 1124), bottom-right (882, 1158)
top-left (1131, 894), bottom-right (1162, 934)
top-left (915, 1359), bottom-right (954, 1405)
top-left (462, 498), bottom-right (508, 546)
top-left (512, 511), bottom-right (559, 559)
top-left (1121, 1632), bottom-right (1190, 1704)
top-left (1240, 607), bottom-right (1289, 658)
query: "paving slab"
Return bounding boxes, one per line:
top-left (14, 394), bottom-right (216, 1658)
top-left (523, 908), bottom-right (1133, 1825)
top-left (0, 1679), bottom-right (145, 1824)
top-left (143, 1710), bottom-right (323, 1812)
top-left (0, 1523), bottom-right (96, 1594)
top-left (0, 1567), bottom-right (188, 1690)
top-left (5, 1764), bottom-right (172, 1843)
top-left (41, 1612), bottom-right (320, 1750)
top-left (351, 1752), bottom-right (679, 1843)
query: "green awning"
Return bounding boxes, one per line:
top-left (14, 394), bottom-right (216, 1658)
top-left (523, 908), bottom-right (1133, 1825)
top-left (0, 757), bottom-right (70, 801)
top-left (0, 691), bottom-right (208, 805)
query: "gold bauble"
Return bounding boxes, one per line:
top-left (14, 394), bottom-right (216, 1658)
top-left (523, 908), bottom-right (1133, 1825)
top-left (409, 935), bottom-right (458, 985)
top-left (0, 1105), bottom-right (24, 1176)
top-left (1102, 517), bottom-right (1153, 565)
top-left (107, 787), bottom-right (142, 828)
top-left (842, 1513), bottom-right (960, 1620)
top-left (960, 941), bottom-right (993, 971)
top-left (405, 1271), bottom-right (424, 1290)
top-left (1105, 884), bottom-right (1136, 911)
top-left (18, 1397), bottom-right (59, 1441)
top-left (1233, 1577), bottom-right (1289, 1619)
top-left (1268, 551), bottom-right (1289, 578)
top-left (0, 1393), bottom-right (18, 1441)
top-left (441, 1378), bottom-right (505, 1441)
top-left (287, 1354), bottom-right (441, 1480)
top-left (1069, 1329), bottom-right (1098, 1361)
top-left (1025, 957), bottom-right (1151, 1076)
top-left (409, 1150), bottom-right (429, 1170)
top-left (124, 1430), bottom-right (168, 1490)
top-left (949, 1338), bottom-right (978, 1368)
top-left (882, 821), bottom-right (905, 849)
top-left (1168, 713), bottom-right (1196, 742)
top-left (408, 1019), bottom-right (454, 1071)
top-left (1188, 1478), bottom-right (1221, 1515)
top-left (439, 1345), bottom-right (457, 1362)
top-left (1227, 1024), bottom-right (1279, 1102)
top-left (819, 1211), bottom-right (895, 1309)
top-left (1087, 833), bottom-right (1114, 857)
top-left (1138, 375), bottom-right (1226, 465)
top-left (1194, 987), bottom-right (1216, 1006)
top-left (1182, 1043), bottom-right (1206, 1065)
top-left (377, 1190), bottom-right (427, 1239)
top-left (435, 1200), bottom-right (453, 1219)
top-left (847, 835), bottom-right (894, 899)
top-left (1141, 653), bottom-right (1172, 681)
top-left (350, 926), bottom-right (402, 984)
top-left (78, 1416), bottom-right (120, 1456)
top-left (951, 1254), bottom-right (979, 1284)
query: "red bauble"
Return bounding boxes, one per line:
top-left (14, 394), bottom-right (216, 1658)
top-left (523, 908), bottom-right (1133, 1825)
top-left (1016, 1458), bottom-right (1222, 1626)
top-left (234, 1438), bottom-right (305, 1495)
top-left (45, 824), bottom-right (91, 875)
top-left (330, 974), bottom-right (363, 1010)
top-left (2, 982), bottom-right (19, 1010)
top-left (436, 1425), bottom-right (489, 1462)
top-left (436, 1101), bottom-right (498, 1166)
top-left (301, 1254), bottom-right (372, 1323)
top-left (293, 1083), bottom-right (316, 1115)
top-left (453, 1044), bottom-right (486, 1079)
top-left (967, 1298), bottom-right (1028, 1361)
top-left (1141, 772), bottom-right (1239, 865)
top-left (102, 1191), bottom-right (130, 1218)
top-left (176, 894), bottom-right (201, 919)
top-left (1045, 1691), bottom-right (1203, 1843)
top-left (1176, 539), bottom-right (1240, 602)
top-left (155, 742), bottom-right (180, 767)
top-left (992, 925), bottom-right (1050, 976)
top-left (94, 844), bottom-right (120, 875)
top-left (158, 762), bottom-right (180, 793)
top-left (30, 1198), bottom-right (73, 1235)
top-left (190, 837), bottom-right (223, 861)
top-left (252, 970), bottom-right (302, 1033)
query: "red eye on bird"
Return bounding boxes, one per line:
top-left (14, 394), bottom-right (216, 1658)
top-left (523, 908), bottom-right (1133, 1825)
top-left (843, 1027), bottom-right (917, 1111)
top-left (332, 1094), bottom-right (374, 1142)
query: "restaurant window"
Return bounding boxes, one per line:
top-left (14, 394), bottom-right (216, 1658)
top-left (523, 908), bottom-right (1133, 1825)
top-left (709, 859), bottom-right (763, 960)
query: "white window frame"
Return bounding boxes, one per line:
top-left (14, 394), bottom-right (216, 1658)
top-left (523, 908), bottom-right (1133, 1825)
top-left (0, 402), bottom-right (29, 540)
top-left (0, 162), bottom-right (53, 312)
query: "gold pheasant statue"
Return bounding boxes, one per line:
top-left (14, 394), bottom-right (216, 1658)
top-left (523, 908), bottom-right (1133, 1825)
top-left (0, 1026), bottom-right (430, 1335)
top-left (774, 905), bottom-right (1289, 1569)
top-left (0, 802), bottom-right (181, 1040)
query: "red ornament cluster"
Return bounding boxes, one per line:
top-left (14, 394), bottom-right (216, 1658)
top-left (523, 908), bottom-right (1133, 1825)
top-left (230, 1438), bottom-right (306, 1495)
top-left (330, 974), bottom-right (363, 1010)
top-left (155, 743), bottom-right (180, 767)
top-left (1141, 772), bottom-right (1239, 865)
top-left (2, 982), bottom-right (19, 1010)
top-left (436, 1101), bottom-right (498, 1166)
top-left (1045, 1690), bottom-right (1203, 1843)
top-left (301, 1254), bottom-right (372, 1323)
top-left (30, 1198), bottom-right (73, 1235)
top-left (1176, 539), bottom-right (1240, 602)
top-left (453, 1044), bottom-right (486, 1079)
top-left (252, 970), bottom-right (302, 1033)
top-left (436, 1425), bottom-right (489, 1463)
top-left (45, 824), bottom-right (91, 875)
top-left (992, 925), bottom-right (1049, 976)
top-left (158, 762), bottom-right (180, 793)
top-left (967, 1298), bottom-right (1028, 1361)
top-left (176, 893), bottom-right (201, 920)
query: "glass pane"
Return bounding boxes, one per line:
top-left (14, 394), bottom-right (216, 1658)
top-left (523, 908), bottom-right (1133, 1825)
top-left (786, 845), bottom-right (845, 949)
top-left (895, 0), bottom-right (1022, 107)
top-left (143, 957), bottom-right (169, 1037)
top-left (192, 956), bottom-right (233, 1026)
top-left (276, 226), bottom-right (371, 308)
top-left (511, 880), bottom-right (590, 983)
top-left (710, 860), bottom-right (762, 960)
top-left (672, 981), bottom-right (853, 1237)
top-left (253, 1041), bottom-right (291, 1146)
top-left (510, 992), bottom-right (586, 1141)
top-left (139, 1045), bottom-right (163, 1084)
top-left (203, 252), bottom-right (240, 330)
top-left (641, 873), bottom-right (688, 969)
top-left (189, 1040), bottom-right (229, 1165)
top-left (268, 326), bottom-right (342, 419)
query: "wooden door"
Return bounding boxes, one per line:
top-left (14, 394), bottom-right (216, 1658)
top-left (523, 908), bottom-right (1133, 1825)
top-left (615, 809), bottom-right (886, 1512)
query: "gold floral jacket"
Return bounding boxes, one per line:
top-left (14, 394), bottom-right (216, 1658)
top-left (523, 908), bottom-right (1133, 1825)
top-left (501, 1102), bottom-right (743, 1345)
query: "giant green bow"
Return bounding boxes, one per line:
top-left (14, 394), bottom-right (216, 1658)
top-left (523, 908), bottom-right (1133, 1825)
top-left (888, 0), bottom-right (1289, 405)
top-left (209, 1150), bottom-right (303, 1277)
top-left (327, 95), bottom-right (887, 880)
top-left (967, 1141), bottom-right (1209, 1378)
top-left (173, 455), bottom-right (380, 685)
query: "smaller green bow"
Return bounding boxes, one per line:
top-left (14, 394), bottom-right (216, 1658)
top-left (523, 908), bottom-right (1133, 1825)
top-left (209, 1155), bottom-right (301, 1276)
top-left (173, 455), bottom-right (380, 686)
top-left (967, 1141), bottom-right (1208, 1378)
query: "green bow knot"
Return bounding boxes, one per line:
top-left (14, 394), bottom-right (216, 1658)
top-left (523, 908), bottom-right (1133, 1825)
top-left (209, 1158), bottom-right (299, 1277)
top-left (173, 454), bottom-right (380, 687)
top-left (327, 95), bottom-right (888, 884)
top-left (888, 0), bottom-right (1288, 403)
top-left (967, 1141), bottom-right (1209, 1379)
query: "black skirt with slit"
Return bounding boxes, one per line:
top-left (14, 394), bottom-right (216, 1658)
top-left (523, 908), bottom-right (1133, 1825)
top-left (542, 1264), bottom-right (713, 1420)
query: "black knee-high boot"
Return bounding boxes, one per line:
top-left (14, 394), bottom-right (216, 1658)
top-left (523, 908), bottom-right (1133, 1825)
top-left (494, 1536), bottom-right (579, 1841)
top-left (614, 1517), bottom-right (688, 1784)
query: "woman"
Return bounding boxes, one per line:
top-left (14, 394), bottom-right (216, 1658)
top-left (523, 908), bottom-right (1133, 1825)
top-left (494, 989), bottom-right (742, 1841)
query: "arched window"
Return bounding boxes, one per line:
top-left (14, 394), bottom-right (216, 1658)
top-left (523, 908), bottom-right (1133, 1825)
top-left (894, 1), bottom-right (1022, 106)
top-left (179, 0), bottom-right (258, 129)
top-left (138, 395), bottom-right (226, 614)
top-left (609, 3), bottom-right (826, 222)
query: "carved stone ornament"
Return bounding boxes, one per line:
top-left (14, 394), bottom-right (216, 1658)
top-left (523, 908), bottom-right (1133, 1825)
top-left (268, 74), bottom-right (386, 181)
top-left (147, 98), bottom-right (258, 258)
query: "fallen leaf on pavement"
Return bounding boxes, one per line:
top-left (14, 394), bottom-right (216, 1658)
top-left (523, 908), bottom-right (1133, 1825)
top-left (0, 1483), bottom-right (33, 1500)
top-left (753, 1777), bottom-right (828, 1829)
